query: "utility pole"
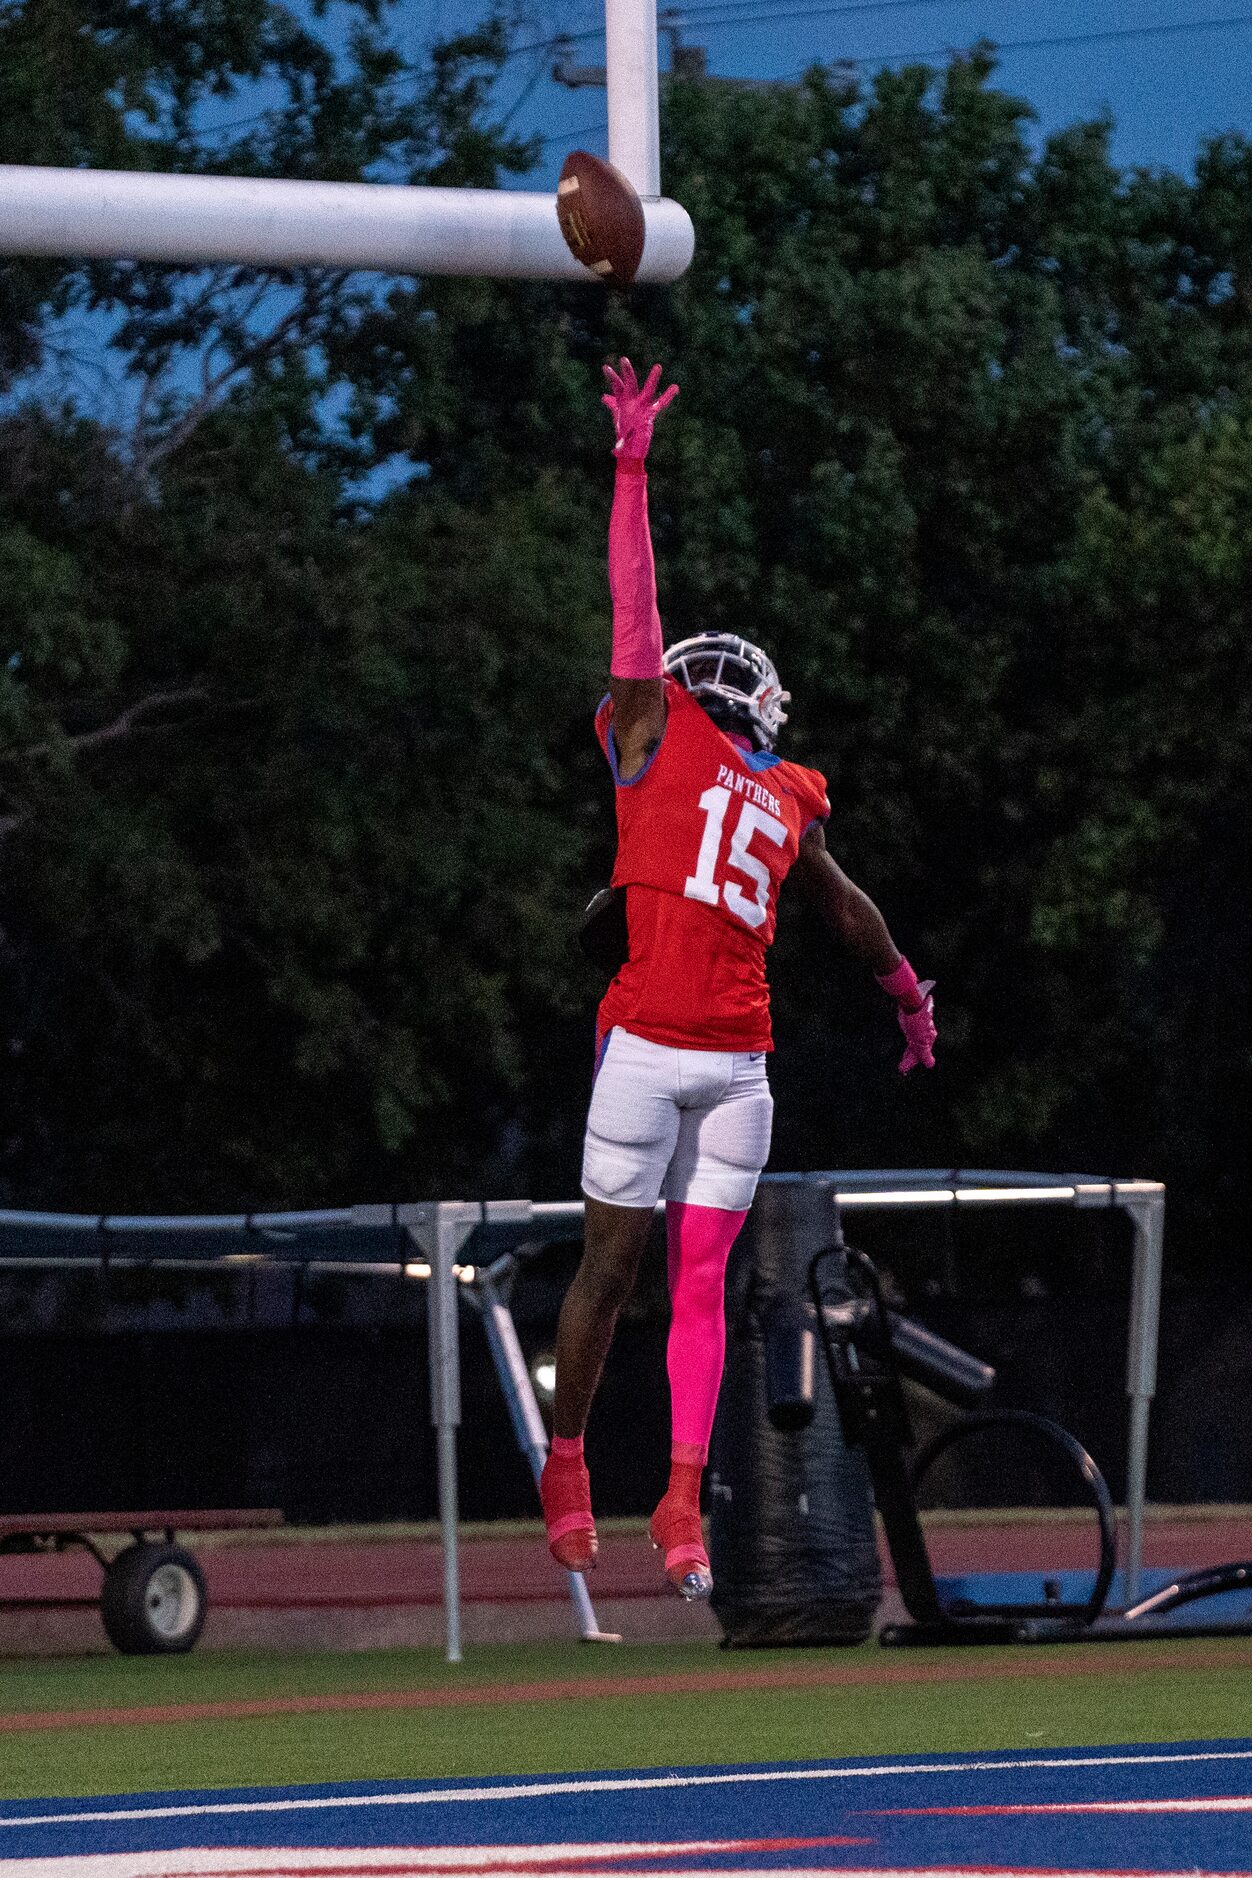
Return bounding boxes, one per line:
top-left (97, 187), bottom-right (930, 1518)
top-left (551, 39), bottom-right (607, 87)
top-left (662, 9), bottom-right (709, 80)
top-left (553, 11), bottom-right (701, 88)
top-left (553, 12), bottom-right (791, 92)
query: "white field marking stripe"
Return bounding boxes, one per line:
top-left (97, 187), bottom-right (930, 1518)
top-left (0, 1851), bottom-right (869, 1878)
top-left (7, 1864), bottom-right (1252, 1878)
top-left (18, 1840), bottom-right (841, 1870)
top-left (4, 1748), bottom-right (1252, 1832)
top-left (923, 1797), bottom-right (1252, 1813)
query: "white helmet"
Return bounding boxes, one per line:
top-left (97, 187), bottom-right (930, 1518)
top-left (663, 632), bottom-right (790, 751)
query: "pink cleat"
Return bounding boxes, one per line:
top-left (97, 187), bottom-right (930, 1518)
top-left (649, 1488), bottom-right (713, 1601)
top-left (540, 1450), bottom-right (598, 1572)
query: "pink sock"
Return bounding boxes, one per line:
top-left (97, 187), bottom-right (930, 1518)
top-left (665, 1200), bottom-right (748, 1458)
top-left (550, 1434), bottom-right (584, 1460)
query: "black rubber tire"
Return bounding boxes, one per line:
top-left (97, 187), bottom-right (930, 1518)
top-left (100, 1542), bottom-right (207, 1654)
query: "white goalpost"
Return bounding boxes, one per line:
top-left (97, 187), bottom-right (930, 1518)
top-left (0, 0), bottom-right (694, 282)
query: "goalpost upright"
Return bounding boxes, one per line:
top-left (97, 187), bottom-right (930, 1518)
top-left (606, 0), bottom-right (662, 198)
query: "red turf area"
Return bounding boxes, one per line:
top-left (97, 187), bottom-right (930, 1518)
top-left (0, 1510), bottom-right (1246, 1611)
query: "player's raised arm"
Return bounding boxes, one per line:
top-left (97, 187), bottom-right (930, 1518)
top-left (602, 358), bottom-right (677, 780)
top-left (792, 821), bottom-right (938, 1074)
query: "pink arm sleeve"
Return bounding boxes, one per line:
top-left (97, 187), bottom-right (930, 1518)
top-left (608, 457), bottom-right (664, 680)
top-left (877, 956), bottom-right (922, 1007)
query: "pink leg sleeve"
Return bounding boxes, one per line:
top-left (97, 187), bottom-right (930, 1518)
top-left (608, 458), bottom-right (664, 679)
top-left (665, 1200), bottom-right (748, 1462)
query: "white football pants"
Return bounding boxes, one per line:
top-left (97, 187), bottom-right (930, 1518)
top-left (581, 1026), bottom-right (774, 1212)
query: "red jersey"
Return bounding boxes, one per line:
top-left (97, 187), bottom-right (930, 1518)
top-left (594, 678), bottom-right (830, 1051)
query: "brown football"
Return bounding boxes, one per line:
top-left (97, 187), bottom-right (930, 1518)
top-left (556, 150), bottom-right (646, 286)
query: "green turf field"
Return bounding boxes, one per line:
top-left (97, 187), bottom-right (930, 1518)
top-left (0, 1636), bottom-right (1249, 1801)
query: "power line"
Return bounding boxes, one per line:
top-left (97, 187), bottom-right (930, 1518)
top-left (539, 120), bottom-right (607, 148)
top-left (673, 0), bottom-right (1008, 19)
top-left (847, 6), bottom-right (1252, 66)
top-left (507, 24), bottom-right (602, 58)
top-left (134, 3), bottom-right (1043, 146)
top-left (680, 0), bottom-right (1252, 41)
top-left (540, 3), bottom-right (1252, 81)
top-left (136, 7), bottom-right (1252, 155)
top-left (195, 24), bottom-right (588, 140)
top-left (534, 1), bottom-right (1252, 68)
top-left (558, 0), bottom-right (998, 23)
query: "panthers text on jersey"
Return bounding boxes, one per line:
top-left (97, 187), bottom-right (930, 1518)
top-left (594, 677), bottom-right (830, 1052)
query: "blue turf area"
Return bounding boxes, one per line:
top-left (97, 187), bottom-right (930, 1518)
top-left (0, 1742), bottom-right (1250, 1874)
top-left (933, 1568), bottom-right (1252, 1630)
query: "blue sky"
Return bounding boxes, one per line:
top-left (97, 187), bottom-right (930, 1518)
top-left (12, 1), bottom-right (1251, 436)
top-left (426, 0), bottom-right (1252, 182)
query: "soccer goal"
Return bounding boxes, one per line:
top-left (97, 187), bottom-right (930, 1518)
top-left (0, 0), bottom-right (693, 283)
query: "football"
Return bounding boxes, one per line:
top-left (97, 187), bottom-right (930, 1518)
top-left (556, 150), bottom-right (646, 286)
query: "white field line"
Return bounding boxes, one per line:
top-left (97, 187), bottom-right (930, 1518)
top-left (5, 1861), bottom-right (1252, 1878)
top-left (877, 1797), bottom-right (1252, 1814)
top-left (0, 1840), bottom-right (867, 1874)
top-left (2, 1749), bottom-right (1252, 1833)
top-left (6, 1862), bottom-right (1252, 1878)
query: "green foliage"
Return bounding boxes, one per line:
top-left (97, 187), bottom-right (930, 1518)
top-left (0, 17), bottom-right (1249, 1244)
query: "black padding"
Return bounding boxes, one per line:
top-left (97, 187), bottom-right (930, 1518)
top-left (578, 886), bottom-right (629, 978)
top-left (710, 1175), bottom-right (882, 1647)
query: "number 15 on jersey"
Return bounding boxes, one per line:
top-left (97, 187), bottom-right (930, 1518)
top-left (683, 785), bottom-right (787, 931)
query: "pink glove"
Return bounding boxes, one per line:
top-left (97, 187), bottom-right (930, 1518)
top-left (602, 358), bottom-right (678, 460)
top-left (876, 957), bottom-right (937, 1075)
top-left (897, 982), bottom-right (937, 1075)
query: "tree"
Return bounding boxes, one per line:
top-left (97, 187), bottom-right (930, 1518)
top-left (0, 20), bottom-right (1248, 1261)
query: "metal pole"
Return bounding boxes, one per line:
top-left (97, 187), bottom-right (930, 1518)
top-left (435, 1423), bottom-right (461, 1663)
top-left (1121, 1191), bottom-right (1165, 1607)
top-left (605, 0), bottom-right (661, 197)
top-left (416, 1204), bottom-right (468, 1664)
top-left (475, 1267), bottom-right (620, 1643)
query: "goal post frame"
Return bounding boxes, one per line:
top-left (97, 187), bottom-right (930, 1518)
top-left (0, 0), bottom-right (693, 282)
top-left (0, 1170), bottom-right (1167, 1662)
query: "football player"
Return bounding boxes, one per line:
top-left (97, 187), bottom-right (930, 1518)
top-left (540, 360), bottom-right (937, 1600)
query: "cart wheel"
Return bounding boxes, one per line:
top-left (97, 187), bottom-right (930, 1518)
top-left (101, 1542), bottom-right (207, 1654)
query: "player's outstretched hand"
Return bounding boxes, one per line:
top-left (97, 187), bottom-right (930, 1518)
top-left (897, 982), bottom-right (937, 1075)
top-left (602, 357), bottom-right (678, 459)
